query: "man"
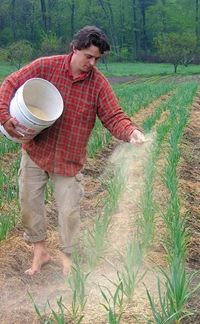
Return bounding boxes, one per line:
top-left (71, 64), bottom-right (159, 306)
top-left (0, 26), bottom-right (145, 276)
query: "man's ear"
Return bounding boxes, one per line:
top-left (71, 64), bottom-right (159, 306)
top-left (73, 46), bottom-right (77, 53)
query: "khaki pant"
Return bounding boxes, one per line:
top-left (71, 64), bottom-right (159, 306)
top-left (18, 150), bottom-right (84, 254)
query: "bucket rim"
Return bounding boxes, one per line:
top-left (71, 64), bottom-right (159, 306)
top-left (23, 77), bottom-right (63, 96)
top-left (23, 77), bottom-right (63, 108)
top-left (18, 77), bottom-right (64, 123)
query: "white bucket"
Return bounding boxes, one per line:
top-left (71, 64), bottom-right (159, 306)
top-left (0, 78), bottom-right (63, 143)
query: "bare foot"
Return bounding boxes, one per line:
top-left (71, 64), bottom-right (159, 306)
top-left (25, 241), bottom-right (51, 276)
top-left (60, 252), bottom-right (72, 275)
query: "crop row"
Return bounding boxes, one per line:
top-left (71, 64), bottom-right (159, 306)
top-left (0, 81), bottom-right (198, 323)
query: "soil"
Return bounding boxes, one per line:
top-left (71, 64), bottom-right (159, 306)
top-left (179, 92), bottom-right (200, 324)
top-left (0, 76), bottom-right (199, 324)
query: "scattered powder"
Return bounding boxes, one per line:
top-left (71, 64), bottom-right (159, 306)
top-left (0, 132), bottom-right (158, 324)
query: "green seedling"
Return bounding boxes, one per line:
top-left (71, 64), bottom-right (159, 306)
top-left (100, 281), bottom-right (124, 324)
top-left (67, 262), bottom-right (90, 313)
top-left (118, 241), bottom-right (146, 301)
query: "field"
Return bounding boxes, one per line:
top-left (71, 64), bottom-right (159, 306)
top-left (0, 62), bottom-right (200, 324)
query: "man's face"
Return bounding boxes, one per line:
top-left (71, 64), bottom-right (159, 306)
top-left (73, 45), bottom-right (102, 73)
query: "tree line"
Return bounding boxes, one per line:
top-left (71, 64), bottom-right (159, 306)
top-left (0, 0), bottom-right (200, 71)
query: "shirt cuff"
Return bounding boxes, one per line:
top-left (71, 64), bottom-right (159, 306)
top-left (0, 115), bottom-right (11, 126)
top-left (126, 126), bottom-right (139, 142)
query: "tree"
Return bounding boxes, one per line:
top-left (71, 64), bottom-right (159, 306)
top-left (139, 0), bottom-right (156, 55)
top-left (196, 0), bottom-right (200, 48)
top-left (0, 0), bottom-right (199, 63)
top-left (40, 32), bottom-right (64, 56)
top-left (7, 40), bottom-right (34, 69)
top-left (96, 0), bottom-right (119, 56)
top-left (132, 0), bottom-right (139, 59)
top-left (68, 0), bottom-right (75, 38)
top-left (40, 0), bottom-right (47, 33)
top-left (155, 33), bottom-right (196, 73)
top-left (11, 0), bottom-right (16, 41)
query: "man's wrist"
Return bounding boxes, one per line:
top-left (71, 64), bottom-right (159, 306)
top-left (1, 116), bottom-right (11, 126)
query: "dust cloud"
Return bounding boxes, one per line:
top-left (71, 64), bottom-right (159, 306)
top-left (0, 132), bottom-right (157, 324)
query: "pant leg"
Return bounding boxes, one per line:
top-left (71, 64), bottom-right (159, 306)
top-left (50, 172), bottom-right (84, 254)
top-left (18, 149), bottom-right (49, 242)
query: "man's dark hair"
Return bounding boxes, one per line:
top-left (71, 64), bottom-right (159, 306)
top-left (70, 26), bottom-right (110, 54)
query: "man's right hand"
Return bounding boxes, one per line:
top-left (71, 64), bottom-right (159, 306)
top-left (2, 117), bottom-right (24, 139)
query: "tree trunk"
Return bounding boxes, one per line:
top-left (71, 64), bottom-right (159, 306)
top-left (161, 0), bottom-right (167, 33)
top-left (140, 0), bottom-right (148, 54)
top-left (132, 0), bottom-right (139, 59)
top-left (97, 0), bottom-right (119, 56)
top-left (196, 0), bottom-right (200, 48)
top-left (119, 0), bottom-right (125, 48)
top-left (47, 0), bottom-right (54, 32)
top-left (107, 0), bottom-right (119, 52)
top-left (11, 0), bottom-right (16, 41)
top-left (30, 1), bottom-right (35, 43)
top-left (174, 64), bottom-right (178, 73)
top-left (40, 0), bottom-right (47, 33)
top-left (70, 0), bottom-right (75, 38)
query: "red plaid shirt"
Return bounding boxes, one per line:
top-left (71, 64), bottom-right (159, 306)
top-left (0, 53), bottom-right (137, 176)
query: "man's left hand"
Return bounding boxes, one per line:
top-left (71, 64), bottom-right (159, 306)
top-left (130, 129), bottom-right (145, 145)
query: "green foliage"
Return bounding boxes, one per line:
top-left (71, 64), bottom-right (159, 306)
top-left (146, 266), bottom-right (200, 323)
top-left (85, 165), bottom-right (125, 269)
top-left (146, 82), bottom-right (199, 323)
top-left (0, 156), bottom-right (20, 208)
top-left (155, 33), bottom-right (196, 72)
top-left (7, 40), bottom-right (34, 69)
top-left (118, 241), bottom-right (145, 301)
top-left (67, 262), bottom-right (90, 313)
top-left (0, 48), bottom-right (8, 61)
top-left (0, 212), bottom-right (17, 241)
top-left (29, 294), bottom-right (74, 324)
top-left (88, 119), bottom-right (111, 158)
top-left (0, 0), bottom-right (199, 62)
top-left (85, 213), bottom-right (111, 269)
top-left (0, 60), bottom-right (199, 322)
top-left (0, 27), bottom-right (13, 46)
top-left (40, 32), bottom-right (64, 56)
top-left (100, 281), bottom-right (124, 324)
top-left (0, 137), bottom-right (19, 154)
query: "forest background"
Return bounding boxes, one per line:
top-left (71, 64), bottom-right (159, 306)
top-left (1, 0), bottom-right (200, 73)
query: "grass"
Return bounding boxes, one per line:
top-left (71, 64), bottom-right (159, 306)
top-left (0, 61), bottom-right (16, 82)
top-left (114, 82), bottom-right (174, 116)
top-left (1, 60), bottom-right (200, 84)
top-left (88, 81), bottom-right (174, 158)
top-left (98, 62), bottom-right (200, 77)
top-left (100, 281), bottom-right (124, 324)
top-left (88, 119), bottom-right (111, 158)
top-left (0, 212), bottom-right (17, 240)
top-left (145, 83), bottom-right (199, 323)
top-left (118, 241), bottom-right (145, 302)
top-left (0, 61), bottom-right (199, 322)
top-left (67, 262), bottom-right (90, 313)
top-left (0, 137), bottom-right (19, 154)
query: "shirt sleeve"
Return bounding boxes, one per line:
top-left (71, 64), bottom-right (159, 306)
top-left (97, 79), bottom-right (138, 142)
top-left (0, 58), bottom-right (42, 125)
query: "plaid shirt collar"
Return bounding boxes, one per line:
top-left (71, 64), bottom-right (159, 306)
top-left (64, 52), bottom-right (93, 82)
